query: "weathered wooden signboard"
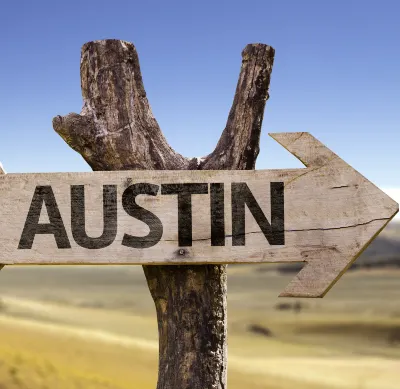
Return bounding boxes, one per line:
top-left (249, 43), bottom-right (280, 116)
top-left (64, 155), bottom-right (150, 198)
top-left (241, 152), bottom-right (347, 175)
top-left (0, 132), bottom-right (397, 297)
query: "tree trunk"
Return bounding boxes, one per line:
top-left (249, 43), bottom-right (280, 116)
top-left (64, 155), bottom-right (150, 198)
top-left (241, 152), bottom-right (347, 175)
top-left (53, 39), bottom-right (274, 389)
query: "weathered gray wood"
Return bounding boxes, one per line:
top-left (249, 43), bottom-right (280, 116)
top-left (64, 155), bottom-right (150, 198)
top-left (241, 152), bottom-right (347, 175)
top-left (52, 39), bottom-right (275, 389)
top-left (53, 41), bottom-right (189, 171)
top-left (0, 132), bottom-right (397, 298)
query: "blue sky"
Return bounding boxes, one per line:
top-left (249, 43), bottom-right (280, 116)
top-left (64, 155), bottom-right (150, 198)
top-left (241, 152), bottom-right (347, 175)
top-left (0, 0), bottom-right (399, 194)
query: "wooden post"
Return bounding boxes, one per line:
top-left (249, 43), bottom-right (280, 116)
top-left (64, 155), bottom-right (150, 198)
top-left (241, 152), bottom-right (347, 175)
top-left (53, 39), bottom-right (275, 389)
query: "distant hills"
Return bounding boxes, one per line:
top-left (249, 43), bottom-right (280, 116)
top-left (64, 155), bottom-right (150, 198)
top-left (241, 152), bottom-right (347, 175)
top-left (351, 221), bottom-right (400, 270)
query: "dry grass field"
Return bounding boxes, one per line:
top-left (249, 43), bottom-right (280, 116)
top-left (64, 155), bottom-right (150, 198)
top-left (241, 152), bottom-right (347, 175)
top-left (0, 261), bottom-right (398, 388)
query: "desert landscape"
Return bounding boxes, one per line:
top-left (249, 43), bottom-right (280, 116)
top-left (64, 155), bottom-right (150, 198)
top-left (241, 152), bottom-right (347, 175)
top-left (0, 223), bottom-right (398, 388)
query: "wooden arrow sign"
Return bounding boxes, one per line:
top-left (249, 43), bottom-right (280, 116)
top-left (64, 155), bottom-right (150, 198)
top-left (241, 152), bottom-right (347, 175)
top-left (0, 133), bottom-right (396, 297)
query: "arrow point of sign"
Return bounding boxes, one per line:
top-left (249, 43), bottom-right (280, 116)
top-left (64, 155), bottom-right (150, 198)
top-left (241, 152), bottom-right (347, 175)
top-left (269, 132), bottom-right (399, 297)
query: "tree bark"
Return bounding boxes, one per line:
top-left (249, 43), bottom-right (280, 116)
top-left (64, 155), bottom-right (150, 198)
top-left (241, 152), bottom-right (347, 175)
top-left (53, 39), bottom-right (274, 389)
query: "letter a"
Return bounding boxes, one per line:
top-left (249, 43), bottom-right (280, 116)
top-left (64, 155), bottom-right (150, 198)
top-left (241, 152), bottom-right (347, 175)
top-left (18, 186), bottom-right (71, 249)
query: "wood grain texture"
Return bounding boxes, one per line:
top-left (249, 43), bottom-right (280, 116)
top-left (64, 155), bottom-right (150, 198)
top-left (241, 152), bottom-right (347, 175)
top-left (0, 132), bottom-right (397, 298)
top-left (51, 39), bottom-right (274, 389)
